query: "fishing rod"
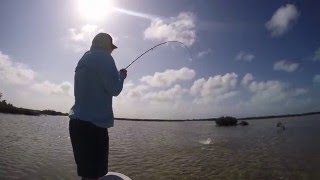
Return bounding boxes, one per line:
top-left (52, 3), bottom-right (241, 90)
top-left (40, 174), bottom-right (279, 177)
top-left (124, 41), bottom-right (191, 70)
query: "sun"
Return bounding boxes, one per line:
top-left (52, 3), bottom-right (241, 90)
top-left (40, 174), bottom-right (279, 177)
top-left (76, 0), bottom-right (115, 21)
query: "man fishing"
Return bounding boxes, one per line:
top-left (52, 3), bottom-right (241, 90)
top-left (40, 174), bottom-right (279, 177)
top-left (69, 33), bottom-right (127, 180)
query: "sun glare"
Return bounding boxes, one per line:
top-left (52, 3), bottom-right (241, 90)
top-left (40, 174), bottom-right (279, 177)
top-left (77, 0), bottom-right (115, 21)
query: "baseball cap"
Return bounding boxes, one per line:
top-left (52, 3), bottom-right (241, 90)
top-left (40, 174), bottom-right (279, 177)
top-left (92, 33), bottom-right (117, 50)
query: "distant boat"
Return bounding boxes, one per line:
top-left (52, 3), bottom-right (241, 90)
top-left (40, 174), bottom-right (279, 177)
top-left (238, 121), bottom-right (249, 126)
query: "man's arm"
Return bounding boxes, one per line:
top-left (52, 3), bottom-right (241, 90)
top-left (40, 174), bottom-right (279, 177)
top-left (97, 55), bottom-right (126, 96)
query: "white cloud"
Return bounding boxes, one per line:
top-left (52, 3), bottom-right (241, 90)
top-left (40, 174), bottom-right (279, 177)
top-left (144, 12), bottom-right (196, 46)
top-left (114, 71), bottom-right (316, 119)
top-left (0, 51), bottom-right (73, 112)
top-left (144, 85), bottom-right (186, 102)
top-left (0, 52), bottom-right (72, 96)
top-left (123, 81), bottom-right (135, 89)
top-left (235, 51), bottom-right (255, 62)
top-left (68, 24), bottom-right (105, 52)
top-left (247, 80), bottom-right (288, 93)
top-left (314, 74), bottom-right (320, 84)
top-left (273, 60), bottom-right (299, 72)
top-left (265, 4), bottom-right (299, 37)
top-left (126, 84), bottom-right (150, 98)
top-left (243, 76), bottom-right (307, 103)
top-left (240, 77), bottom-right (311, 116)
top-left (190, 73), bottom-right (238, 104)
top-left (190, 78), bottom-right (206, 96)
top-left (197, 49), bottom-right (212, 58)
top-left (32, 81), bottom-right (73, 96)
top-left (313, 48), bottom-right (320, 61)
top-left (241, 73), bottom-right (254, 86)
top-left (291, 88), bottom-right (308, 96)
top-left (0, 51), bottom-right (35, 85)
top-left (140, 67), bottom-right (195, 87)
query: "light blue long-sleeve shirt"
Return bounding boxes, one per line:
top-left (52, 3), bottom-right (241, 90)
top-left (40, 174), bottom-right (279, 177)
top-left (69, 50), bottom-right (125, 128)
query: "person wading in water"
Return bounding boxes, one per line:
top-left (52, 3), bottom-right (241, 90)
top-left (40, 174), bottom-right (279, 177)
top-left (69, 33), bottom-right (127, 180)
top-left (277, 121), bottom-right (286, 131)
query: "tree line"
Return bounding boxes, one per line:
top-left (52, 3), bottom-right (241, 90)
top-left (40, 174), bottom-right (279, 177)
top-left (0, 91), bottom-right (68, 116)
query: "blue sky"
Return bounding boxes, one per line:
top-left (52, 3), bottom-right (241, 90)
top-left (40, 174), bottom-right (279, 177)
top-left (0, 0), bottom-right (319, 119)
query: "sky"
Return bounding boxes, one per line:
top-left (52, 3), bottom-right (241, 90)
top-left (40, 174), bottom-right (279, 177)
top-left (0, 0), bottom-right (319, 119)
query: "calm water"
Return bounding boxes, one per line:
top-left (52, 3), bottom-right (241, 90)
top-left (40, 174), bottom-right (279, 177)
top-left (0, 113), bottom-right (319, 180)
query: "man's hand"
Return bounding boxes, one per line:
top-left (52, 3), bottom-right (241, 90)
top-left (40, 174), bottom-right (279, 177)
top-left (120, 69), bottom-right (127, 79)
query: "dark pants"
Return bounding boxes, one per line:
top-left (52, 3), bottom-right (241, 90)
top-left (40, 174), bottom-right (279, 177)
top-left (69, 119), bottom-right (109, 178)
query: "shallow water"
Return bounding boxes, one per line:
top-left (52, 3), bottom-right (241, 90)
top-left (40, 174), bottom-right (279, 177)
top-left (0, 113), bottom-right (319, 180)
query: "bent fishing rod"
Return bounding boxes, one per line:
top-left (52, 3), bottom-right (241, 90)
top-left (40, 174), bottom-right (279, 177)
top-left (124, 41), bottom-right (191, 70)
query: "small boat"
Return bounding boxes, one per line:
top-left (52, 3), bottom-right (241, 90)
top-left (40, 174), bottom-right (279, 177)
top-left (239, 121), bottom-right (249, 126)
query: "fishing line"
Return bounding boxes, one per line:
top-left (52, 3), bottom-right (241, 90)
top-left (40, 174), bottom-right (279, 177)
top-left (124, 41), bottom-right (192, 70)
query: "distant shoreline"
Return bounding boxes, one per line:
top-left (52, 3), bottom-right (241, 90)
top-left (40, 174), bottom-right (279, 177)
top-left (114, 111), bottom-right (320, 122)
top-left (0, 103), bottom-right (319, 121)
top-left (0, 106), bottom-right (68, 116)
top-left (0, 110), bottom-right (68, 116)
